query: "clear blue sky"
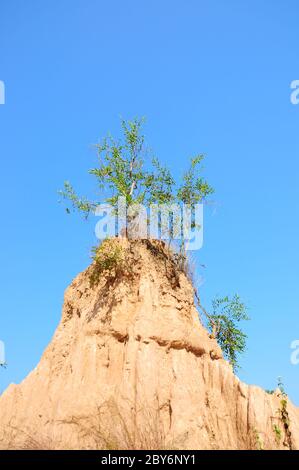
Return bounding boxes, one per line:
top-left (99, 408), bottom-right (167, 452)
top-left (0, 0), bottom-right (298, 404)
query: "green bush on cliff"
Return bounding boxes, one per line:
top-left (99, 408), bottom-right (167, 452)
top-left (89, 239), bottom-right (131, 286)
top-left (196, 293), bottom-right (249, 372)
top-left (208, 295), bottom-right (249, 371)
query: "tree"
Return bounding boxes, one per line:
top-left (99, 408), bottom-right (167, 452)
top-left (59, 118), bottom-right (213, 236)
top-left (205, 294), bottom-right (249, 371)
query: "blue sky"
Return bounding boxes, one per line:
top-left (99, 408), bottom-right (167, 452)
top-left (0, 0), bottom-right (298, 404)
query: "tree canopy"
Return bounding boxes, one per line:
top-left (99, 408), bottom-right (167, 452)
top-left (59, 118), bottom-right (214, 223)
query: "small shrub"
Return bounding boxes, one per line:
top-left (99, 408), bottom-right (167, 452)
top-left (276, 377), bottom-right (293, 450)
top-left (252, 428), bottom-right (264, 450)
top-left (207, 295), bottom-right (249, 372)
top-left (89, 239), bottom-right (131, 287)
top-left (273, 424), bottom-right (282, 446)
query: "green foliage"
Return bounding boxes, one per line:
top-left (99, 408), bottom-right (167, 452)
top-left (147, 157), bottom-right (175, 205)
top-left (207, 294), bottom-right (249, 371)
top-left (277, 376), bottom-right (286, 397)
top-left (58, 182), bottom-right (95, 219)
top-left (253, 428), bottom-right (264, 450)
top-left (177, 155), bottom-right (214, 206)
top-left (59, 118), bottom-right (213, 227)
top-left (273, 424), bottom-right (282, 445)
top-left (276, 377), bottom-right (293, 450)
top-left (89, 239), bottom-right (130, 287)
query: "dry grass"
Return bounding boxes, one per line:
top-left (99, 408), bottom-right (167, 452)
top-left (62, 398), bottom-right (184, 450)
top-left (1, 425), bottom-right (56, 450)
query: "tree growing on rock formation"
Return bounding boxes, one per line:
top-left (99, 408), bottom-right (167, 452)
top-left (59, 117), bottom-right (249, 372)
top-left (194, 291), bottom-right (249, 372)
top-left (208, 295), bottom-right (249, 371)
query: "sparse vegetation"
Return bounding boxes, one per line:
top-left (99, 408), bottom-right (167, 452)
top-left (273, 424), bottom-right (282, 445)
top-left (89, 239), bottom-right (132, 287)
top-left (2, 425), bottom-right (55, 450)
top-left (276, 377), bottom-right (293, 450)
top-left (62, 398), bottom-right (183, 450)
top-left (252, 428), bottom-right (264, 450)
top-left (196, 293), bottom-right (249, 371)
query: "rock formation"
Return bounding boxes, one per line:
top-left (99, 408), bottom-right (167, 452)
top-left (0, 239), bottom-right (298, 450)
